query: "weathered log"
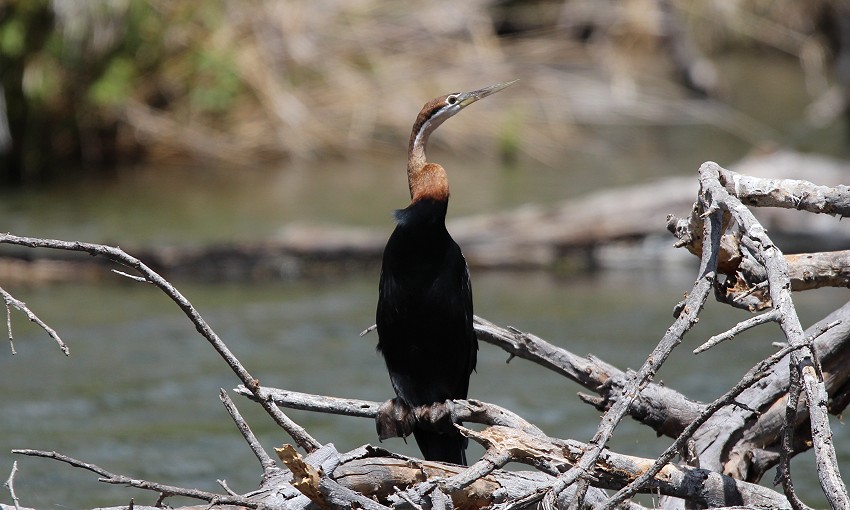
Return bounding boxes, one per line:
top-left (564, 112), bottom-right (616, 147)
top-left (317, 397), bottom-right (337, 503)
top-left (326, 426), bottom-right (793, 509)
top-left (331, 455), bottom-right (553, 510)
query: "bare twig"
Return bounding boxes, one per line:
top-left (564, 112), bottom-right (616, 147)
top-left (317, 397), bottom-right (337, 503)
top-left (733, 279), bottom-right (769, 301)
top-left (778, 360), bottom-right (807, 510)
top-left (393, 486), bottom-right (426, 510)
top-left (219, 389), bottom-right (278, 475)
top-left (0, 234), bottom-right (320, 453)
top-left (4, 461), bottom-right (21, 510)
top-left (438, 446), bottom-right (512, 494)
top-left (4, 298), bottom-right (13, 355)
top-left (11, 449), bottom-right (266, 509)
top-left (111, 269), bottom-right (149, 283)
top-left (236, 385), bottom-right (379, 417)
top-left (0, 285), bottom-right (68, 355)
top-left (801, 360), bottom-right (848, 503)
top-left (694, 309), bottom-right (780, 353)
top-left (217, 479), bottom-right (239, 496)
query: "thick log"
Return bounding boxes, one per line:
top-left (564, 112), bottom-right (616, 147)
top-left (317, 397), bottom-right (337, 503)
top-left (331, 456), bottom-right (552, 510)
top-left (329, 426), bottom-right (793, 509)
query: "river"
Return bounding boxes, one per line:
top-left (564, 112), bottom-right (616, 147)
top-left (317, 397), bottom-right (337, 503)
top-left (1, 51), bottom-right (848, 508)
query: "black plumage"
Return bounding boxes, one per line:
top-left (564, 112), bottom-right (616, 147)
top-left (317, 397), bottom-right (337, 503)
top-left (377, 198), bottom-right (476, 464)
top-left (374, 82), bottom-right (514, 464)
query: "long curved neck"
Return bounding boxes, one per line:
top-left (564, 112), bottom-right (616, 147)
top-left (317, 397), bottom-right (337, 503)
top-left (407, 116), bottom-right (449, 203)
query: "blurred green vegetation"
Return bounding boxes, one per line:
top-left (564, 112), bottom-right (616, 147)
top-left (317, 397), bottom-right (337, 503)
top-left (0, 0), bottom-right (847, 185)
top-left (0, 0), bottom-right (246, 184)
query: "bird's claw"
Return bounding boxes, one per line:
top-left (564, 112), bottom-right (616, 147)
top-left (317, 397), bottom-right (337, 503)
top-left (376, 397), bottom-right (415, 440)
top-left (414, 400), bottom-right (457, 434)
top-left (376, 398), bottom-right (459, 440)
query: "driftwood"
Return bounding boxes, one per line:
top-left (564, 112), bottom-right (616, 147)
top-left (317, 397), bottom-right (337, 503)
top-left (2, 159), bottom-right (850, 509)
top-left (231, 387), bottom-right (794, 509)
top-left (2, 151), bottom-right (850, 286)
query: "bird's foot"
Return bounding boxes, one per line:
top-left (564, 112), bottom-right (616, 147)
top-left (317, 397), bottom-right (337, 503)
top-left (413, 400), bottom-right (457, 434)
top-left (376, 397), bottom-right (415, 440)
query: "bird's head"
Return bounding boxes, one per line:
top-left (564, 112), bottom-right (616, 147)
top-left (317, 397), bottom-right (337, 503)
top-left (409, 80), bottom-right (518, 154)
top-left (407, 81), bottom-right (518, 205)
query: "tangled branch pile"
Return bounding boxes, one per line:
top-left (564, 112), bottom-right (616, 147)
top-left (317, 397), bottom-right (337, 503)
top-left (1, 161), bottom-right (849, 509)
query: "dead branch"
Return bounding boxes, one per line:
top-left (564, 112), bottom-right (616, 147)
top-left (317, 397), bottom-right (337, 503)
top-left (702, 161), bottom-right (849, 509)
top-left (326, 425), bottom-right (793, 509)
top-left (243, 307), bottom-right (850, 508)
top-left (665, 217), bottom-right (850, 307)
top-left (333, 450), bottom-right (555, 510)
top-left (229, 349), bottom-right (792, 507)
top-left (0, 285), bottom-right (68, 355)
top-left (786, 250), bottom-right (850, 291)
top-left (0, 233), bottom-right (320, 454)
top-left (275, 444), bottom-right (391, 510)
top-left (603, 332), bottom-right (812, 508)
top-left (694, 309), bottom-right (780, 353)
top-left (10, 450), bottom-right (266, 509)
top-left (219, 389), bottom-right (279, 476)
top-left (464, 426), bottom-right (792, 509)
top-left (666, 162), bottom-right (850, 509)
top-left (262, 303), bottom-right (850, 508)
top-left (716, 166), bottom-right (850, 217)
top-left (234, 385), bottom-right (545, 437)
top-left (691, 302), bottom-right (850, 481)
top-left (3, 461), bottom-right (20, 510)
top-left (665, 162), bottom-right (850, 310)
top-left (473, 317), bottom-right (705, 438)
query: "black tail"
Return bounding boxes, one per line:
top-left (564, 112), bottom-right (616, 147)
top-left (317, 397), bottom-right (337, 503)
top-left (413, 426), bottom-right (467, 465)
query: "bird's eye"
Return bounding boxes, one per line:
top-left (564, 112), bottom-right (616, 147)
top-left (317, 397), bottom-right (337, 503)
top-left (446, 95), bottom-right (459, 105)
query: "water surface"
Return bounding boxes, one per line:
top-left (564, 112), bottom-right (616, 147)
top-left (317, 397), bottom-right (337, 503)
top-left (1, 51), bottom-right (849, 508)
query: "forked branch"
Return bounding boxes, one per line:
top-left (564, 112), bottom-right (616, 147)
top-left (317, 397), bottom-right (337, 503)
top-left (1, 285), bottom-right (68, 355)
top-left (0, 234), bottom-right (320, 454)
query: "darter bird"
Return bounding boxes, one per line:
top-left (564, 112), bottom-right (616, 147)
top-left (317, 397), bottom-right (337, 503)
top-left (375, 81), bottom-right (516, 464)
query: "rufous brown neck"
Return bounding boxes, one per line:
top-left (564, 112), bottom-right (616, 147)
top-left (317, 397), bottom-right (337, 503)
top-left (408, 161), bottom-right (449, 204)
top-left (406, 95), bottom-right (452, 204)
top-left (403, 81), bottom-right (515, 205)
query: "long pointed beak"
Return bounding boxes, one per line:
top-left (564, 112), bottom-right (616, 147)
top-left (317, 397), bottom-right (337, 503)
top-left (458, 80), bottom-right (518, 107)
